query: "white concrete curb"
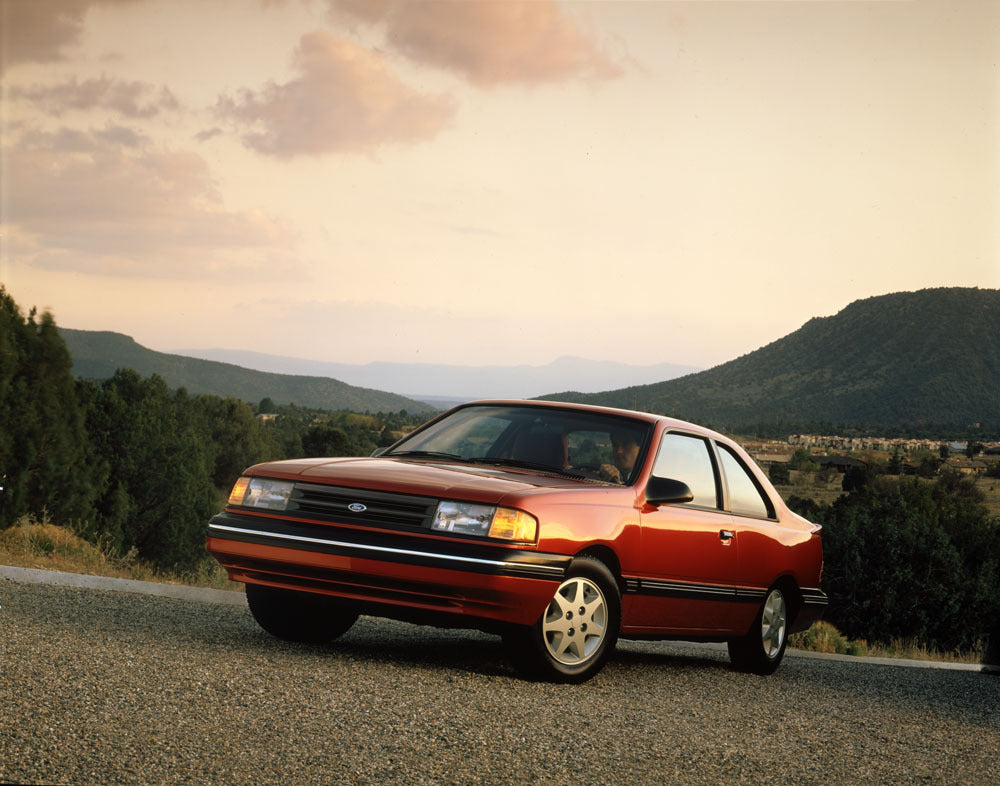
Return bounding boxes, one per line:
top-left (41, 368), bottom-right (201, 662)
top-left (661, 639), bottom-right (989, 672)
top-left (786, 646), bottom-right (988, 672)
top-left (0, 564), bottom-right (246, 606)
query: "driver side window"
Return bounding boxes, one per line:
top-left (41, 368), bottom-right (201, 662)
top-left (651, 433), bottom-right (719, 508)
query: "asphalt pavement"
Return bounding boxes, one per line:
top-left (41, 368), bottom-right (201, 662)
top-left (2, 567), bottom-right (998, 784)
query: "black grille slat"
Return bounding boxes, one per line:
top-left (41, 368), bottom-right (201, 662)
top-left (288, 483), bottom-right (437, 530)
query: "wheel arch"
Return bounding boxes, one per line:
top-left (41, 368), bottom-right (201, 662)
top-left (773, 574), bottom-right (802, 625)
top-left (574, 544), bottom-right (622, 588)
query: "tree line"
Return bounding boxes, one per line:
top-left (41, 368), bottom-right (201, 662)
top-left (3, 287), bottom-right (997, 652)
top-left (788, 467), bottom-right (1000, 652)
top-left (0, 288), bottom-right (423, 571)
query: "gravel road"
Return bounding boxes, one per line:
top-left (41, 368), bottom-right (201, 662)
top-left (2, 578), bottom-right (998, 785)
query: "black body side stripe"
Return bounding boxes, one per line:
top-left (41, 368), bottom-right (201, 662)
top-left (623, 578), bottom-right (828, 608)
top-left (623, 577), bottom-right (768, 604)
top-left (800, 587), bottom-right (829, 607)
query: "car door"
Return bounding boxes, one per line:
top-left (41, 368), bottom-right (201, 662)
top-left (713, 441), bottom-right (787, 631)
top-left (633, 431), bottom-right (741, 632)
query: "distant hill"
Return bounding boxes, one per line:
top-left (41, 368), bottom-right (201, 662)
top-left (58, 328), bottom-right (436, 414)
top-left (541, 288), bottom-right (1000, 431)
top-left (171, 350), bottom-right (702, 401)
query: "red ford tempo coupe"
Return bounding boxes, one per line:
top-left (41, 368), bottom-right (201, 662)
top-left (207, 401), bottom-right (826, 682)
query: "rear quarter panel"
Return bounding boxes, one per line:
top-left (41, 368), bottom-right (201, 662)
top-left (736, 514), bottom-right (819, 590)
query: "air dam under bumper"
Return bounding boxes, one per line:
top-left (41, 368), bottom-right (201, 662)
top-left (206, 512), bottom-right (571, 627)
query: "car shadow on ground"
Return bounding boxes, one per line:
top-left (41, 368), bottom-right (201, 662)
top-left (214, 610), bottom-right (739, 681)
top-left (226, 614), bottom-right (517, 679)
top-left (612, 642), bottom-right (734, 674)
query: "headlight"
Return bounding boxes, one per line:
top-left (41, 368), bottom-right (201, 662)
top-left (228, 477), bottom-right (294, 511)
top-left (431, 501), bottom-right (537, 543)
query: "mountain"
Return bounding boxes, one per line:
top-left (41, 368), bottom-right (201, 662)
top-left (170, 350), bottom-right (702, 401)
top-left (540, 288), bottom-right (1000, 431)
top-left (58, 328), bottom-right (436, 414)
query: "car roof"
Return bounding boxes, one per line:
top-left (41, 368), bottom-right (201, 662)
top-left (456, 399), bottom-right (729, 442)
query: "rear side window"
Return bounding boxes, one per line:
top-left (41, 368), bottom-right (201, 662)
top-left (718, 444), bottom-right (773, 519)
top-left (651, 433), bottom-right (718, 508)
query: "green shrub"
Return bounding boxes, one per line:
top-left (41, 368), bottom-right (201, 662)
top-left (794, 473), bottom-right (1000, 652)
top-left (790, 621), bottom-right (868, 656)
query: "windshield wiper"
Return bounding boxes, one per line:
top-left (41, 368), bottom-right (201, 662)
top-left (386, 450), bottom-right (464, 461)
top-left (468, 457), bottom-right (587, 479)
top-left (386, 453), bottom-right (588, 480)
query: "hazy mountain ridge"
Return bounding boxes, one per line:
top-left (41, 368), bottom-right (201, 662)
top-left (58, 329), bottom-right (436, 414)
top-left (541, 288), bottom-right (1000, 431)
top-left (171, 349), bottom-right (702, 400)
top-left (58, 287), bottom-right (1000, 429)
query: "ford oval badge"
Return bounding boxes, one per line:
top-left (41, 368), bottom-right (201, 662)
top-left (348, 503), bottom-right (367, 513)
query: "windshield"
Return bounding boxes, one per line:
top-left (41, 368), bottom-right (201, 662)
top-left (385, 404), bottom-right (653, 485)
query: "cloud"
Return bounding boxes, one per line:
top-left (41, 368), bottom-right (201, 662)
top-left (10, 76), bottom-right (181, 118)
top-left (216, 31), bottom-right (456, 158)
top-left (3, 128), bottom-right (297, 277)
top-left (194, 127), bottom-right (224, 143)
top-left (92, 123), bottom-right (149, 148)
top-left (328, 0), bottom-right (623, 86)
top-left (0, 0), bottom-right (139, 73)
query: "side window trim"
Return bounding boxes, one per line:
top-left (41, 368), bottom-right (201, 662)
top-left (713, 440), bottom-right (777, 520)
top-left (706, 439), bottom-right (729, 513)
top-left (656, 429), bottom-right (724, 511)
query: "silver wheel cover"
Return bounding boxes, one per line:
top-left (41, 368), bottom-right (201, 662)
top-left (761, 588), bottom-right (787, 659)
top-left (542, 576), bottom-right (608, 665)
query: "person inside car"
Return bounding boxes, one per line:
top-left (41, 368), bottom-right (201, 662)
top-left (601, 431), bottom-right (640, 484)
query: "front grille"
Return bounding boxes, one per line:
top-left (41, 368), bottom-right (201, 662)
top-left (288, 482), bottom-right (437, 529)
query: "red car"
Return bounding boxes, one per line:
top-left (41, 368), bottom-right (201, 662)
top-left (207, 401), bottom-right (826, 682)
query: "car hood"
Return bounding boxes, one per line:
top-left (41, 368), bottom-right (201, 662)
top-left (246, 456), bottom-right (594, 506)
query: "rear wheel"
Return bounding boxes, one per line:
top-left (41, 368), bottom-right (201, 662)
top-left (246, 583), bottom-right (359, 644)
top-left (728, 586), bottom-right (788, 675)
top-left (504, 557), bottom-right (620, 683)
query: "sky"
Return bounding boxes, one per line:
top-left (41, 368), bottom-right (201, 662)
top-left (1, 0), bottom-right (998, 370)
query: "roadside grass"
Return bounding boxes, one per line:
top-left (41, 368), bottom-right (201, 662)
top-left (789, 620), bottom-right (984, 665)
top-left (0, 518), bottom-right (986, 664)
top-left (0, 515), bottom-right (240, 592)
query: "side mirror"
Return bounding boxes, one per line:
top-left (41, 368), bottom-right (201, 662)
top-left (644, 476), bottom-right (694, 506)
top-left (370, 446), bottom-right (388, 457)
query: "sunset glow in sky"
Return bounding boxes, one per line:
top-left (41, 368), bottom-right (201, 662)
top-left (2, 0), bottom-right (997, 369)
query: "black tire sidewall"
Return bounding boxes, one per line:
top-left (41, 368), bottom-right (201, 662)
top-left (508, 556), bottom-right (621, 683)
top-left (728, 586), bottom-right (788, 675)
top-left (246, 583), bottom-right (359, 644)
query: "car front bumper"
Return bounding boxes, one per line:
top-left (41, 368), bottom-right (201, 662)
top-left (206, 511), bottom-right (571, 627)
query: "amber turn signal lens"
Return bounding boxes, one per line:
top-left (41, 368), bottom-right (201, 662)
top-left (228, 477), bottom-right (250, 506)
top-left (488, 508), bottom-right (538, 543)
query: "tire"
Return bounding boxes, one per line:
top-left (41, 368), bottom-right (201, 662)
top-left (246, 583), bottom-right (359, 644)
top-left (504, 556), bottom-right (620, 683)
top-left (728, 586), bottom-right (789, 675)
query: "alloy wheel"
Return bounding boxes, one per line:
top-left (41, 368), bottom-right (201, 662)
top-left (542, 576), bottom-right (608, 665)
top-left (761, 588), bottom-right (787, 659)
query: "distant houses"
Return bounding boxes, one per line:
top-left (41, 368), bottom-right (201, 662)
top-left (744, 433), bottom-right (1000, 478)
top-left (944, 458), bottom-right (989, 475)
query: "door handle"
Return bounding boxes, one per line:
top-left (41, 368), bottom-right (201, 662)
top-left (719, 530), bottom-right (735, 541)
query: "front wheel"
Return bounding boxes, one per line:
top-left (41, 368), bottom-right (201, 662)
top-left (728, 586), bottom-right (788, 675)
top-left (504, 557), bottom-right (620, 683)
top-left (246, 583), bottom-right (359, 644)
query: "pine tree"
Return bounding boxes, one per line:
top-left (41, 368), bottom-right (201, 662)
top-left (84, 370), bottom-right (219, 570)
top-left (0, 288), bottom-right (94, 528)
